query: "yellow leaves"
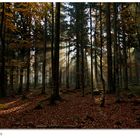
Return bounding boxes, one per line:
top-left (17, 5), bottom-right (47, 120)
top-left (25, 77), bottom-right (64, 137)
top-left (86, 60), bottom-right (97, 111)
top-left (0, 104), bottom-right (8, 110)
top-left (5, 12), bottom-right (13, 18)
top-left (6, 20), bottom-right (17, 32)
top-left (7, 59), bottom-right (27, 68)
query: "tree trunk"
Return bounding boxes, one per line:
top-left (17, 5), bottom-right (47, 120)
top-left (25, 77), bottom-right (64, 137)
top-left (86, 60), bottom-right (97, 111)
top-left (42, 13), bottom-right (47, 94)
top-left (10, 67), bottom-right (14, 92)
top-left (66, 42), bottom-right (70, 89)
top-left (89, 4), bottom-right (94, 98)
top-left (26, 49), bottom-right (30, 91)
top-left (128, 47), bottom-right (132, 83)
top-left (113, 3), bottom-right (120, 103)
top-left (0, 3), bottom-right (6, 97)
top-left (18, 68), bottom-right (23, 93)
top-left (75, 5), bottom-right (80, 89)
top-left (122, 24), bottom-right (128, 90)
top-left (80, 34), bottom-right (85, 97)
top-left (106, 3), bottom-right (113, 93)
top-left (51, 2), bottom-right (54, 90)
top-left (100, 3), bottom-right (105, 107)
top-left (50, 3), bottom-right (61, 104)
top-left (94, 9), bottom-right (98, 84)
top-left (34, 47), bottom-right (38, 88)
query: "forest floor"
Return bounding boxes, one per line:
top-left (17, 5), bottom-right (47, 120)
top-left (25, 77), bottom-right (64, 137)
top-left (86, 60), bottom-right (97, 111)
top-left (0, 88), bottom-right (140, 129)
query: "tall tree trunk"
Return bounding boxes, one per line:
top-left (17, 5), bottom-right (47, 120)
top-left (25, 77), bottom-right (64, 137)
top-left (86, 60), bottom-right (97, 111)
top-left (66, 42), bottom-right (70, 89)
top-left (114, 3), bottom-right (120, 102)
top-left (89, 4), bottom-right (94, 98)
top-left (121, 5), bottom-right (128, 90)
top-left (122, 29), bottom-right (128, 90)
top-left (50, 3), bottom-right (61, 103)
top-left (26, 11), bottom-right (31, 91)
top-left (100, 3), bottom-right (105, 107)
top-left (34, 31), bottom-right (38, 89)
top-left (26, 49), bottom-right (30, 91)
top-left (134, 3), bottom-right (140, 84)
top-left (79, 3), bottom-right (85, 97)
top-left (0, 3), bottom-right (6, 97)
top-left (94, 9), bottom-right (98, 85)
top-left (51, 2), bottom-right (54, 90)
top-left (106, 3), bottom-right (113, 93)
top-left (76, 40), bottom-right (80, 89)
top-left (80, 33), bottom-right (85, 97)
top-left (75, 5), bottom-right (80, 89)
top-left (42, 13), bottom-right (47, 94)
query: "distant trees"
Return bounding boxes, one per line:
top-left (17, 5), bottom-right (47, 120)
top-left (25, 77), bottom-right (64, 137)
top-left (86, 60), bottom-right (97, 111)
top-left (0, 2), bottom-right (140, 107)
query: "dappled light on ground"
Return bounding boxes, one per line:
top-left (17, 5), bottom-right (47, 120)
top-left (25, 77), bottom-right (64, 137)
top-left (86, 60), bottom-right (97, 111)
top-left (0, 89), bottom-right (140, 128)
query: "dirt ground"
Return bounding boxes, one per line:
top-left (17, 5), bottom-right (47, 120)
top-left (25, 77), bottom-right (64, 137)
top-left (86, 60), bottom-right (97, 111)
top-left (0, 89), bottom-right (140, 129)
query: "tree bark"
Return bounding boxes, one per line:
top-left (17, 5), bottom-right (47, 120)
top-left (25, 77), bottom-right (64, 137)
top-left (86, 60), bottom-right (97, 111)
top-left (106, 3), bottom-right (113, 93)
top-left (51, 2), bottom-right (54, 90)
top-left (89, 4), bottom-right (94, 97)
top-left (0, 3), bottom-right (6, 97)
top-left (100, 3), bottom-right (105, 107)
top-left (50, 3), bottom-right (61, 103)
top-left (42, 13), bottom-right (47, 94)
top-left (113, 3), bottom-right (120, 102)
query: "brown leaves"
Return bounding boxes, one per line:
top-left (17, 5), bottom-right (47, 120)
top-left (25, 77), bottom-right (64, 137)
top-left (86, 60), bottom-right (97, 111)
top-left (0, 89), bottom-right (140, 128)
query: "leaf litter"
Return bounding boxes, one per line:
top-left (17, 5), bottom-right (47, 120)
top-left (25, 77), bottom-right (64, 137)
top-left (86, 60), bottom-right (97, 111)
top-left (0, 89), bottom-right (140, 128)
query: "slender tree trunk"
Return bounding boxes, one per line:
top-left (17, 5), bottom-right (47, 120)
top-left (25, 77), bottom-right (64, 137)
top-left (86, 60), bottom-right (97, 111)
top-left (10, 67), bottom-right (14, 92)
top-left (89, 4), bottom-right (94, 97)
top-left (94, 9), bottom-right (98, 84)
top-left (50, 3), bottom-right (61, 103)
top-left (66, 42), bottom-right (70, 88)
top-left (134, 3), bottom-right (140, 85)
top-left (42, 13), bottom-right (47, 94)
top-left (26, 49), bottom-right (30, 91)
top-left (106, 3), bottom-right (113, 93)
top-left (80, 35), bottom-right (85, 97)
top-left (34, 47), bottom-right (38, 88)
top-left (18, 68), bottom-right (23, 93)
top-left (51, 2), bottom-right (54, 90)
top-left (0, 3), bottom-right (6, 97)
top-left (114, 4), bottom-right (120, 103)
top-left (128, 47), bottom-right (132, 83)
top-left (118, 28), bottom-right (123, 89)
top-left (75, 5), bottom-right (80, 89)
top-left (100, 3), bottom-right (105, 107)
top-left (79, 3), bottom-right (85, 97)
top-left (122, 26), bottom-right (128, 90)
top-left (135, 49), bottom-right (139, 84)
top-left (26, 13), bottom-right (31, 91)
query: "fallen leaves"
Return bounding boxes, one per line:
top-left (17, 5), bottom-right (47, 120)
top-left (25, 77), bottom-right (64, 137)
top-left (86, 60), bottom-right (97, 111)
top-left (0, 89), bottom-right (140, 128)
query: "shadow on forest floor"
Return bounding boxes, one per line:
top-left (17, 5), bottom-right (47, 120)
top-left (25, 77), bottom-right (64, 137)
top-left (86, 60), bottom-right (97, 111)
top-left (0, 88), bottom-right (140, 128)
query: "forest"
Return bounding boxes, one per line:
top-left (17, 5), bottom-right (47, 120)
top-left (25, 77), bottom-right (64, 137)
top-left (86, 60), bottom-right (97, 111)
top-left (0, 2), bottom-right (140, 129)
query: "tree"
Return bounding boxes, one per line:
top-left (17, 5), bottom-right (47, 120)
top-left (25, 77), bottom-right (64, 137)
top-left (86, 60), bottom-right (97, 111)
top-left (99, 3), bottom-right (106, 107)
top-left (42, 7), bottom-right (47, 94)
top-left (50, 3), bottom-right (61, 103)
top-left (113, 3), bottom-right (120, 102)
top-left (0, 3), bottom-right (6, 97)
top-left (106, 3), bottom-right (113, 93)
top-left (89, 3), bottom-right (94, 97)
top-left (51, 2), bottom-right (54, 90)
